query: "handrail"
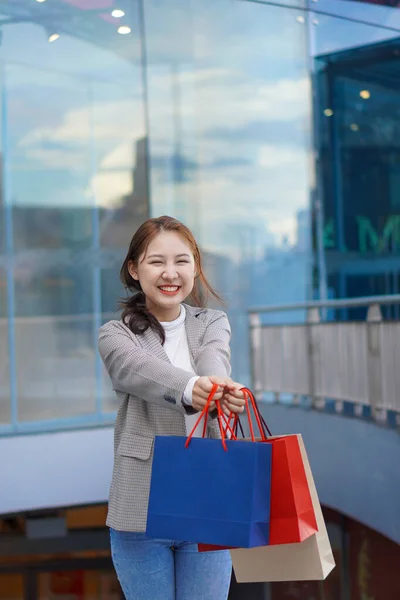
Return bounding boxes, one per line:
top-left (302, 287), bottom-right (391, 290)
top-left (248, 294), bottom-right (400, 427)
top-left (248, 293), bottom-right (400, 315)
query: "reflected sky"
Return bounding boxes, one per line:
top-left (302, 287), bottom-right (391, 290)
top-left (309, 0), bottom-right (400, 54)
top-left (143, 0), bottom-right (311, 259)
top-left (0, 1), bottom-right (143, 211)
top-left (1, 0), bottom-right (400, 255)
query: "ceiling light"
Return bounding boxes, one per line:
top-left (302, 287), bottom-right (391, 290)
top-left (36, 0), bottom-right (47, 3)
top-left (360, 90), bottom-right (370, 100)
top-left (324, 109), bottom-right (333, 117)
top-left (48, 33), bottom-right (60, 43)
top-left (112, 9), bottom-right (125, 18)
top-left (350, 123), bottom-right (359, 131)
top-left (296, 16), bottom-right (305, 24)
top-left (118, 25), bottom-right (131, 35)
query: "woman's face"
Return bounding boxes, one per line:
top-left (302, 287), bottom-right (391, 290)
top-left (129, 231), bottom-right (196, 321)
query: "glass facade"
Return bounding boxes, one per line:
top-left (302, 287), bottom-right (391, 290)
top-left (0, 0), bottom-right (148, 430)
top-left (1, 0), bottom-right (399, 432)
top-left (144, 0), bottom-right (312, 380)
top-left (312, 0), bottom-right (400, 319)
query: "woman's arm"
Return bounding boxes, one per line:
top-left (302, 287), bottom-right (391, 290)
top-left (99, 320), bottom-right (195, 413)
top-left (194, 311), bottom-right (232, 377)
top-left (194, 311), bottom-right (246, 416)
top-left (193, 311), bottom-right (242, 419)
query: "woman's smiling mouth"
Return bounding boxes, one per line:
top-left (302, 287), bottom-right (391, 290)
top-left (158, 286), bottom-right (181, 295)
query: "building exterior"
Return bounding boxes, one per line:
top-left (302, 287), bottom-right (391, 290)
top-left (316, 36), bottom-right (400, 316)
top-left (1, 1), bottom-right (400, 598)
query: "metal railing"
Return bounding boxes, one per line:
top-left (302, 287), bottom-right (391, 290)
top-left (249, 294), bottom-right (400, 427)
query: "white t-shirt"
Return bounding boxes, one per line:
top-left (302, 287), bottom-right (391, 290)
top-left (160, 305), bottom-right (203, 437)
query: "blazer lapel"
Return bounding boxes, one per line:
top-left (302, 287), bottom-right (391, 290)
top-left (139, 324), bottom-right (170, 363)
top-left (137, 304), bottom-right (205, 365)
top-left (184, 304), bottom-right (206, 362)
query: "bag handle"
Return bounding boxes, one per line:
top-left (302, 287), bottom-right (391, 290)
top-left (222, 387), bottom-right (272, 441)
top-left (185, 384), bottom-right (228, 451)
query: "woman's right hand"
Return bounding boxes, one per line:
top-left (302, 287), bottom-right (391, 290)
top-left (192, 376), bottom-right (226, 412)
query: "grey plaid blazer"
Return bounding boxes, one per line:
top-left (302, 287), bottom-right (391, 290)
top-left (98, 303), bottom-right (231, 532)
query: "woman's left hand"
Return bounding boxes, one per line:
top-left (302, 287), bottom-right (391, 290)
top-left (209, 376), bottom-right (246, 416)
top-left (221, 384), bottom-right (246, 416)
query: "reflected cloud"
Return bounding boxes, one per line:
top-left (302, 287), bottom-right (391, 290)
top-left (12, 96), bottom-right (144, 207)
top-left (146, 66), bottom-right (311, 251)
top-left (258, 145), bottom-right (308, 169)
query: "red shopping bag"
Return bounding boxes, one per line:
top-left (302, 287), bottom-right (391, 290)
top-left (199, 389), bottom-right (318, 551)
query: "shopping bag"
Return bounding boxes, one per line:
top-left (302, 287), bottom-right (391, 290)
top-left (230, 434), bottom-right (336, 582)
top-left (145, 385), bottom-right (272, 548)
top-left (199, 389), bottom-right (318, 550)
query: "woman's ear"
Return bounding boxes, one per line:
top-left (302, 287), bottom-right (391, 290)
top-left (128, 261), bottom-right (138, 281)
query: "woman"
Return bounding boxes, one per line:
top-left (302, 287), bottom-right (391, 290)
top-left (99, 215), bottom-right (246, 600)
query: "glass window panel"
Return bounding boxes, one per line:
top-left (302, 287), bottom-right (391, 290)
top-left (144, 0), bottom-right (312, 382)
top-left (313, 0), bottom-right (400, 35)
top-left (0, 0), bottom-right (145, 423)
top-left (0, 265), bottom-right (11, 425)
top-left (94, 83), bottom-right (150, 412)
top-left (0, 56), bottom-right (11, 424)
top-left (309, 1), bottom-right (400, 55)
top-left (0, 208), bottom-right (11, 423)
top-left (311, 2), bottom-right (400, 306)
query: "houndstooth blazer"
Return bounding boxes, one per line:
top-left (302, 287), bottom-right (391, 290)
top-left (98, 303), bottom-right (232, 532)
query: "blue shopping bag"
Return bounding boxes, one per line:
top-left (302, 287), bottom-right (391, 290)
top-left (145, 386), bottom-right (272, 548)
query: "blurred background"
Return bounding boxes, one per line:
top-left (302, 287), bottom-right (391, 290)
top-left (0, 0), bottom-right (400, 598)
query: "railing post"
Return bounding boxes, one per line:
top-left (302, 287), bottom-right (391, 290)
top-left (307, 307), bottom-right (321, 324)
top-left (307, 308), bottom-right (323, 409)
top-left (366, 303), bottom-right (384, 422)
top-left (249, 313), bottom-right (263, 400)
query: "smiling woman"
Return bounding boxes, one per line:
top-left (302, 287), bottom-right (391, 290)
top-left (98, 215), bottom-right (247, 600)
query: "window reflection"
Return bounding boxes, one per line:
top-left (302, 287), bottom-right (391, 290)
top-left (144, 0), bottom-right (312, 381)
top-left (312, 1), bottom-right (400, 318)
top-left (0, 0), bottom-right (148, 423)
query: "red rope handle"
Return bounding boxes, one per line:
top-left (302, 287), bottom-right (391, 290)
top-left (216, 400), bottom-right (228, 451)
top-left (185, 383), bottom-right (228, 450)
top-left (185, 383), bottom-right (218, 447)
top-left (241, 388), bottom-right (268, 441)
top-left (202, 395), bottom-right (209, 439)
top-left (220, 388), bottom-right (270, 441)
top-left (244, 391), bottom-right (256, 441)
top-left (220, 412), bottom-right (238, 440)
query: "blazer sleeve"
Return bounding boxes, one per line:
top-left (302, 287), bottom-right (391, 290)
top-left (194, 311), bottom-right (232, 378)
top-left (98, 320), bottom-right (195, 413)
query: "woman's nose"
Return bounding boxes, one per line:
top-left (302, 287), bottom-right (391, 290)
top-left (162, 266), bottom-right (178, 279)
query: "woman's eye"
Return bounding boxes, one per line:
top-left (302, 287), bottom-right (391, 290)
top-left (177, 260), bottom-right (189, 264)
top-left (150, 261), bottom-right (162, 265)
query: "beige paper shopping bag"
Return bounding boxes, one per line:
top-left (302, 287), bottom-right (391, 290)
top-left (231, 435), bottom-right (335, 582)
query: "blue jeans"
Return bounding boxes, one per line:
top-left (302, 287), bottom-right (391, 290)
top-left (110, 529), bottom-right (232, 600)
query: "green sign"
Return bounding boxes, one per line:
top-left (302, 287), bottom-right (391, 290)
top-left (323, 215), bottom-right (400, 253)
